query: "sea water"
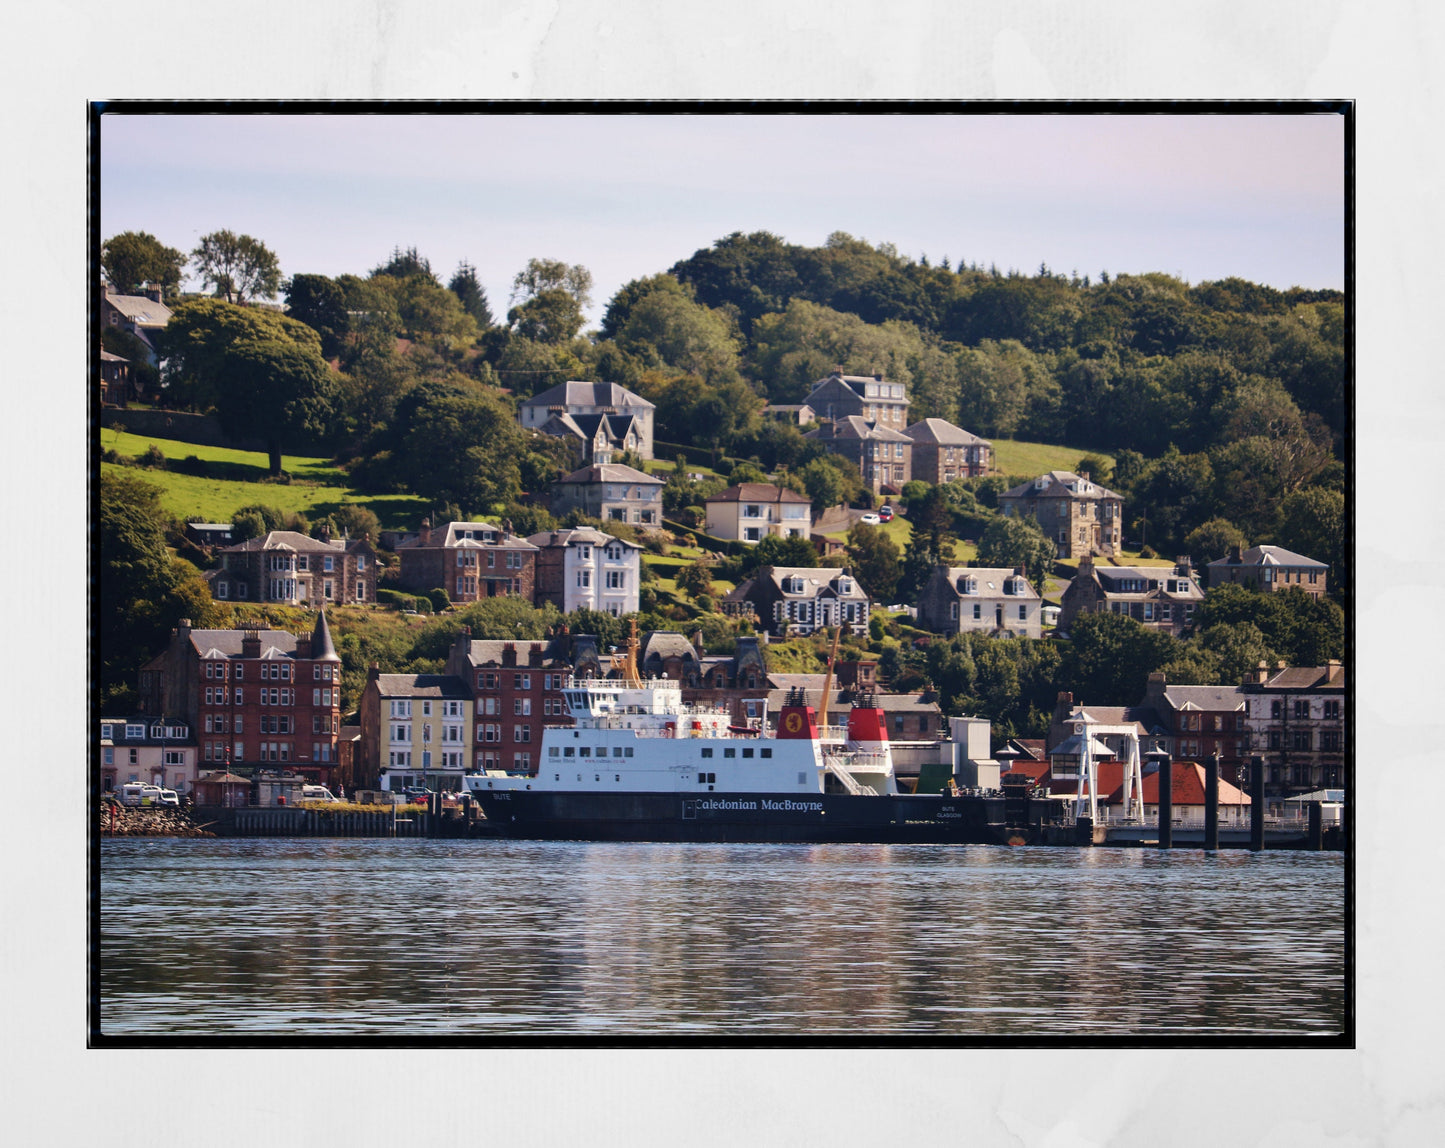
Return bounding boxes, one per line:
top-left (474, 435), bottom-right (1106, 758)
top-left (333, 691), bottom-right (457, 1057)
top-left (97, 838), bottom-right (1345, 1038)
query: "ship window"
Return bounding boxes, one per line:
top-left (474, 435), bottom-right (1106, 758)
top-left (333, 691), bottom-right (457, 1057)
top-left (615, 775), bottom-right (620, 782)
top-left (724, 748), bottom-right (736, 758)
top-left (548, 747), bottom-right (559, 757)
top-left (798, 773), bottom-right (806, 785)
top-left (761, 748), bottom-right (772, 758)
top-left (701, 748), bottom-right (714, 758)
top-left (742, 748), bottom-right (754, 758)
top-left (594, 775), bottom-right (599, 782)
top-left (580, 747), bottom-right (591, 757)
top-left (596, 747), bottom-right (607, 757)
top-left (564, 747), bottom-right (575, 757)
top-left (625, 747), bottom-right (634, 757)
top-left (613, 747), bottom-right (623, 757)
top-left (555, 774), bottom-right (559, 781)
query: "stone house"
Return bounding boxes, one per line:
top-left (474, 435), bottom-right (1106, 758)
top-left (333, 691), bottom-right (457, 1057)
top-left (1206, 545), bottom-right (1329, 599)
top-left (1139, 673), bottom-right (1250, 784)
top-left (528, 527), bottom-right (641, 616)
top-left (804, 416), bottom-right (913, 494)
top-left (1241, 661), bottom-right (1347, 798)
top-left (549, 463), bottom-right (665, 528)
top-left (137, 612), bottom-right (344, 784)
top-left (903, 418), bottom-right (992, 482)
top-left (100, 283), bottom-right (171, 368)
top-left (100, 350), bottom-right (132, 406)
top-left (518, 380), bottom-right (656, 460)
top-left (998, 471), bottom-right (1125, 560)
top-left (1059, 556), bottom-right (1204, 637)
top-left (916, 565), bottom-right (1042, 638)
top-left (704, 483), bottom-right (813, 544)
top-left (721, 566), bottom-right (871, 637)
top-left (805, 371), bottom-right (909, 431)
top-left (762, 404), bottom-right (816, 426)
top-left (210, 531), bottom-right (377, 608)
top-left (394, 520), bottom-right (538, 604)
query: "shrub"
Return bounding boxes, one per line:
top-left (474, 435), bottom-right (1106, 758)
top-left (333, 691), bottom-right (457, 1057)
top-left (425, 587), bottom-right (450, 613)
top-left (376, 588), bottom-right (415, 611)
top-left (175, 455), bottom-right (209, 477)
top-left (140, 444), bottom-right (168, 470)
top-left (414, 596), bottom-right (433, 615)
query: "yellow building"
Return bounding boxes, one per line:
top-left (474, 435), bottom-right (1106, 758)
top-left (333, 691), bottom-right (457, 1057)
top-left (704, 483), bottom-right (813, 544)
top-left (360, 672), bottom-right (472, 793)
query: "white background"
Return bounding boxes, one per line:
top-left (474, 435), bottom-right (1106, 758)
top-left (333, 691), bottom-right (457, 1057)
top-left (2, 2), bottom-right (1438, 1144)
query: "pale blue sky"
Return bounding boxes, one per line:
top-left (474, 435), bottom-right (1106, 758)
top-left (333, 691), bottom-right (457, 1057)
top-left (101, 111), bottom-right (1344, 325)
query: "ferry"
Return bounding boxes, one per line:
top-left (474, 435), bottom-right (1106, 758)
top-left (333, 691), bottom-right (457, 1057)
top-left (462, 628), bottom-right (1055, 844)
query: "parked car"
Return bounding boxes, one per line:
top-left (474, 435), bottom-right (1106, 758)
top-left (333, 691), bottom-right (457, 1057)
top-left (878, 505), bottom-right (894, 522)
top-left (404, 786), bottom-right (434, 804)
top-left (301, 785), bottom-right (339, 803)
top-left (858, 512), bottom-right (881, 525)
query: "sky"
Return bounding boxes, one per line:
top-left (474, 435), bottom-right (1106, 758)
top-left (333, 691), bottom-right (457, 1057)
top-left (100, 111), bottom-right (1344, 325)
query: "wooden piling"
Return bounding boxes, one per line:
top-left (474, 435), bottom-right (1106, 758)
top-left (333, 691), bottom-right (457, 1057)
top-left (1204, 754), bottom-right (1220, 851)
top-left (1308, 801), bottom-right (1323, 850)
top-left (1148, 749), bottom-right (1172, 850)
top-left (1074, 815), bottom-right (1094, 847)
top-left (1249, 756), bottom-right (1265, 852)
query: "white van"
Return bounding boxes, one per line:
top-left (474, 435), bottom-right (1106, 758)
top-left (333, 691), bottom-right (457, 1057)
top-left (157, 789), bottom-right (180, 806)
top-left (119, 783), bottom-right (165, 806)
top-left (301, 785), bottom-right (339, 803)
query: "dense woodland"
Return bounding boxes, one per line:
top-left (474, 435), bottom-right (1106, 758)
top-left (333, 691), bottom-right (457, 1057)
top-left (99, 228), bottom-right (1348, 735)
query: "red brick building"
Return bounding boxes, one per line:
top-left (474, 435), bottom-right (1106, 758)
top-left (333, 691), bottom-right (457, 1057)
top-left (394, 520), bottom-right (538, 603)
top-left (210, 530), bottom-right (377, 607)
top-left (138, 612), bottom-right (344, 783)
top-left (443, 633), bottom-right (578, 774)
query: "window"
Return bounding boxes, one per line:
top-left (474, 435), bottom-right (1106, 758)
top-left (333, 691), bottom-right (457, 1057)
top-left (125, 723), bottom-right (144, 739)
top-left (1294, 700), bottom-right (1310, 720)
top-left (1292, 730), bottom-right (1312, 751)
top-left (324, 556), bottom-right (335, 572)
top-left (1271, 700), bottom-right (1283, 719)
top-left (1018, 604), bottom-right (1027, 620)
top-left (760, 748), bottom-right (772, 759)
top-left (514, 698), bottom-right (531, 716)
top-left (973, 604), bottom-right (982, 620)
top-left (701, 748), bottom-right (714, 758)
top-left (724, 748), bottom-right (736, 758)
top-left (1322, 731), bottom-right (1342, 751)
top-left (357, 555), bottom-right (366, 571)
top-left (577, 569), bottom-right (591, 588)
top-left (606, 570), bottom-right (625, 589)
top-left (514, 725), bottom-right (531, 742)
top-left (1324, 699), bottom-right (1341, 720)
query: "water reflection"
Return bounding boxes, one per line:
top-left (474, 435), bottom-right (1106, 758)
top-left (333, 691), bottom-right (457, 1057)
top-left (99, 840), bottom-right (1345, 1037)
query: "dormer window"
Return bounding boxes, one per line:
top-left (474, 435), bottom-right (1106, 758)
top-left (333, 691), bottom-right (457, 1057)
top-left (958, 576), bottom-right (977, 594)
top-left (837, 578), bottom-right (853, 595)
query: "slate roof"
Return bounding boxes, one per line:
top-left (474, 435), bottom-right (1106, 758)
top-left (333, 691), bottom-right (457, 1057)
top-left (104, 292), bottom-right (173, 327)
top-left (187, 629), bottom-right (299, 659)
top-left (640, 632), bottom-right (701, 665)
top-left (1253, 665), bottom-right (1347, 691)
top-left (221, 530), bottom-right (362, 553)
top-left (455, 638), bottom-right (572, 666)
top-left (934, 566), bottom-right (1038, 599)
top-left (1157, 684), bottom-right (1248, 711)
top-left (556, 463), bottom-right (662, 485)
top-left (805, 415), bottom-right (913, 443)
top-left (522, 380), bottom-right (655, 411)
top-left (1207, 545), bottom-right (1327, 569)
top-left (373, 673), bottom-right (471, 699)
top-left (762, 566), bottom-right (869, 598)
top-left (1001, 471), bottom-right (1122, 502)
top-left (705, 483), bottom-right (811, 505)
top-left (526, 527), bottom-right (638, 550)
top-left (396, 522), bottom-right (538, 551)
top-left (903, 418), bottom-right (991, 446)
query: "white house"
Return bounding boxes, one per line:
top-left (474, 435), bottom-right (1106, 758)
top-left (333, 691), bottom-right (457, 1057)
top-left (528, 528), bottom-right (642, 616)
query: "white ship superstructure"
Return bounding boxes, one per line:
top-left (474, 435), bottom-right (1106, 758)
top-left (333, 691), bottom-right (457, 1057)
top-left (463, 673), bottom-right (897, 798)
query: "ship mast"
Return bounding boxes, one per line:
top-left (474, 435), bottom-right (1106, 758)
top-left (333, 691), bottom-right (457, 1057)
top-left (620, 618), bottom-right (643, 687)
top-left (817, 625), bottom-right (842, 733)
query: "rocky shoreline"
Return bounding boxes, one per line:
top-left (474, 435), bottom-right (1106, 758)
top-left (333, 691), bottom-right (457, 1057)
top-left (99, 801), bottom-right (217, 838)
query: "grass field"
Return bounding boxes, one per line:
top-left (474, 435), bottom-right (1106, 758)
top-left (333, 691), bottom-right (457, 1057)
top-left (101, 431), bottom-right (429, 528)
top-left (989, 439), bottom-right (1113, 480)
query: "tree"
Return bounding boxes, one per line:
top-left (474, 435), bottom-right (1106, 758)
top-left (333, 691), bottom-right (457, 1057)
top-left (510, 257), bottom-right (593, 310)
top-left (102, 231), bottom-right (186, 295)
top-left (1271, 486), bottom-right (1346, 600)
top-left (379, 380), bottom-right (525, 513)
top-left (215, 337), bottom-right (337, 475)
top-left (740, 533), bottom-right (820, 578)
top-left (799, 456), bottom-right (846, 514)
top-left (284, 273), bottom-right (350, 358)
top-left (448, 261), bottom-right (494, 328)
top-left (676, 558), bottom-right (715, 600)
top-left (976, 514), bottom-right (1057, 587)
top-left (191, 230), bottom-right (282, 303)
top-left (1062, 611), bottom-right (1180, 704)
top-left (1183, 517), bottom-right (1248, 566)
top-left (899, 484), bottom-right (957, 598)
top-left (507, 289), bottom-right (585, 344)
top-left (845, 522), bottom-right (903, 603)
top-left (372, 246), bottom-right (436, 282)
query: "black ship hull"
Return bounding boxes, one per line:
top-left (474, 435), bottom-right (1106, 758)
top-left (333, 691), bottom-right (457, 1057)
top-left (469, 789), bottom-right (1057, 845)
